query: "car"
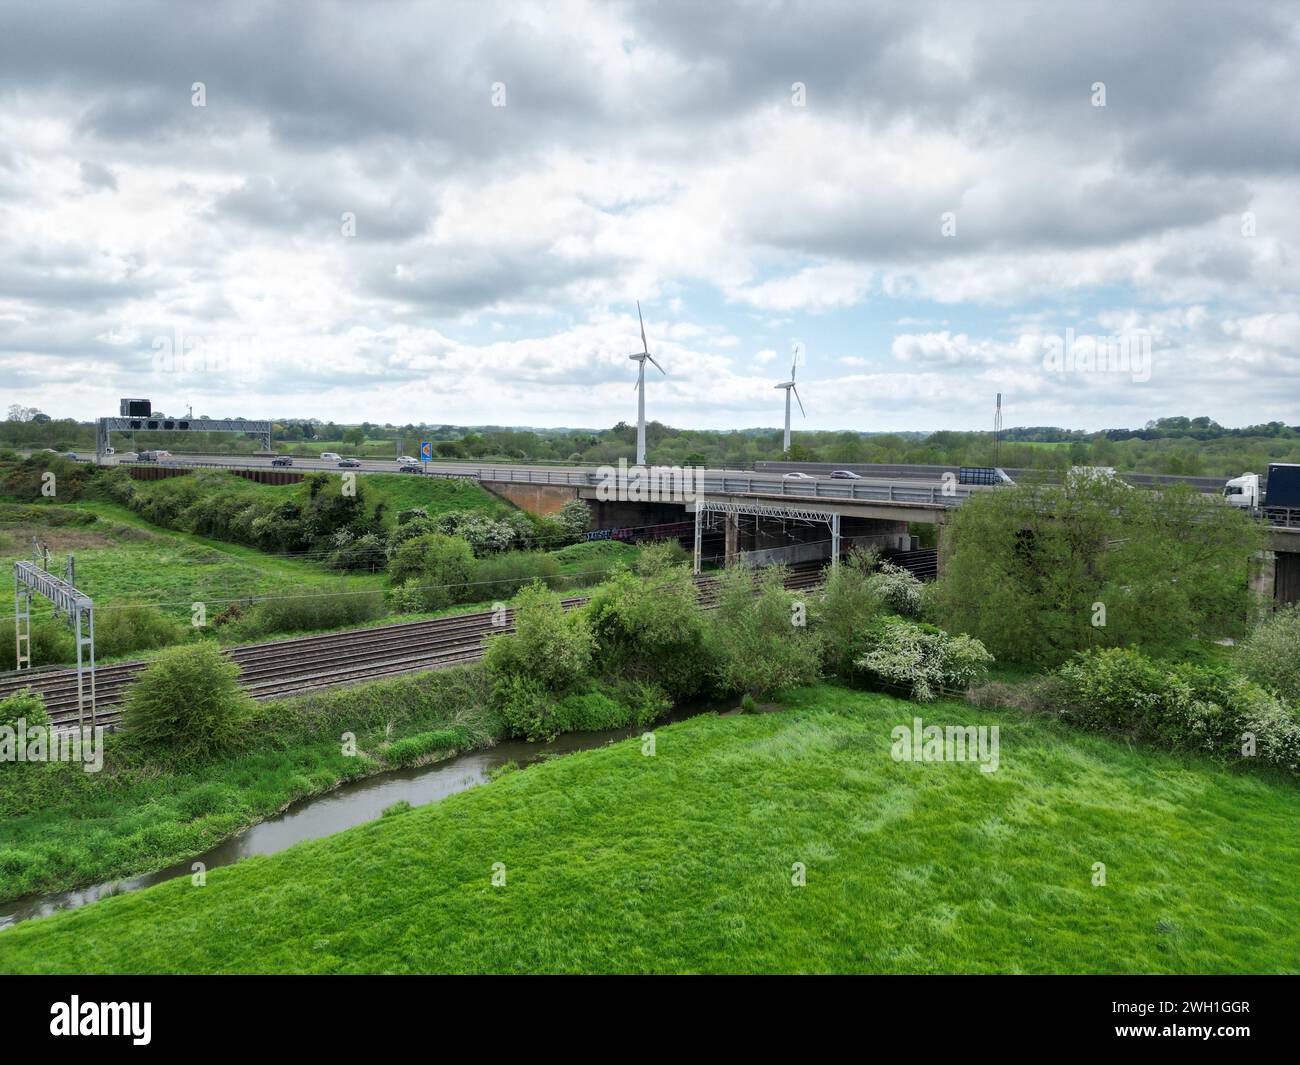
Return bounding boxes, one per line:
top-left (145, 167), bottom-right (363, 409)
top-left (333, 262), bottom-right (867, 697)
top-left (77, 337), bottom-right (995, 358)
top-left (397, 463), bottom-right (424, 474)
top-left (63, 452), bottom-right (78, 460)
top-left (40, 448), bottom-right (58, 453)
top-left (153, 450), bottom-right (172, 459)
top-left (396, 455), bottom-right (418, 465)
top-left (829, 470), bottom-right (861, 479)
top-left (337, 458), bottom-right (362, 468)
top-left (271, 456), bottom-right (294, 467)
top-left (320, 452), bottom-right (342, 462)
top-left (782, 471), bottom-right (815, 480)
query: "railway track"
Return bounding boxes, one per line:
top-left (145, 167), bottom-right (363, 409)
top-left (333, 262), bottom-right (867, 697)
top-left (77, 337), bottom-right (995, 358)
top-left (2, 563), bottom-right (827, 732)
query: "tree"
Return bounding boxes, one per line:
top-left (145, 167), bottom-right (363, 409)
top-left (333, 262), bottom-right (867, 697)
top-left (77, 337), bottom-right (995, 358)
top-left (388, 534), bottom-right (475, 608)
top-left (810, 548), bottom-right (885, 677)
top-left (342, 427), bottom-right (365, 448)
top-left (928, 473), bottom-right (1264, 666)
top-left (585, 554), bottom-right (708, 697)
top-left (706, 564), bottom-right (822, 698)
top-left (486, 581), bottom-right (594, 693)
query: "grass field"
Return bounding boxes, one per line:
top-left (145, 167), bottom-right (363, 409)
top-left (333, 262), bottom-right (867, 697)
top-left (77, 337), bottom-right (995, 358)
top-left (2, 684), bottom-right (1295, 974)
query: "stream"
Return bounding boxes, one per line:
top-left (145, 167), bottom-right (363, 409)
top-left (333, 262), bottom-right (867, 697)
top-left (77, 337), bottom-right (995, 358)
top-left (0, 705), bottom-right (713, 930)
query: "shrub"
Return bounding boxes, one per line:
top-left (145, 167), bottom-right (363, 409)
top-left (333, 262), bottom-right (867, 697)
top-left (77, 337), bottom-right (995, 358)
top-left (94, 605), bottom-right (187, 659)
top-left (491, 673), bottom-right (560, 742)
top-left (388, 534), bottom-right (475, 609)
top-left (635, 540), bottom-right (690, 573)
top-left (0, 689), bottom-right (51, 731)
top-left (553, 690), bottom-right (629, 732)
top-left (434, 511), bottom-right (521, 556)
top-left (586, 561), bottom-right (709, 698)
top-left (811, 548), bottom-right (885, 676)
top-left (556, 498), bottom-right (591, 540)
top-left (1236, 605), bottom-right (1300, 704)
top-left (485, 582), bottom-right (593, 693)
top-left (554, 680), bottom-right (671, 732)
top-left (386, 516), bottom-right (436, 557)
top-left (867, 560), bottom-right (923, 618)
top-left (384, 728), bottom-right (465, 766)
top-left (326, 531), bottom-right (387, 572)
top-left (1050, 647), bottom-right (1300, 774)
top-left (121, 643), bottom-right (254, 755)
top-left (706, 564), bottom-right (822, 698)
top-left (474, 551), bottom-right (563, 600)
top-left (0, 619), bottom-right (75, 671)
top-left (1053, 648), bottom-right (1171, 733)
top-left (239, 589), bottom-right (385, 638)
top-left (854, 617), bottom-right (993, 701)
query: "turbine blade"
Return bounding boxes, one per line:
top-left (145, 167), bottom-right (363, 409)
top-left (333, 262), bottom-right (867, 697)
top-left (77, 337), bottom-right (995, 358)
top-left (647, 354), bottom-right (666, 375)
top-left (637, 301), bottom-right (648, 354)
top-left (793, 386), bottom-right (806, 417)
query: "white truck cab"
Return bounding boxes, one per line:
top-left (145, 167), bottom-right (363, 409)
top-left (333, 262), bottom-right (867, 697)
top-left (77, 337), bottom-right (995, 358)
top-left (1223, 473), bottom-right (1259, 508)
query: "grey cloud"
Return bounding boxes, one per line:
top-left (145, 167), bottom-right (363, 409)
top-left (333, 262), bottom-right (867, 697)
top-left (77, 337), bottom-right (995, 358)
top-left (79, 160), bottom-right (117, 191)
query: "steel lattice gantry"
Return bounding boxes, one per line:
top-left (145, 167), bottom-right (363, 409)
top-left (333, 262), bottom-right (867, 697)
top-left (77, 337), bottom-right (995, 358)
top-left (96, 416), bottom-right (273, 458)
top-left (13, 560), bottom-right (96, 731)
top-left (692, 498), bottom-right (841, 574)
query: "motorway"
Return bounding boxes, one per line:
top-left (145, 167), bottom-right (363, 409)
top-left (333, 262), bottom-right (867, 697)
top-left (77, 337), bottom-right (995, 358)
top-left (93, 452), bottom-right (976, 507)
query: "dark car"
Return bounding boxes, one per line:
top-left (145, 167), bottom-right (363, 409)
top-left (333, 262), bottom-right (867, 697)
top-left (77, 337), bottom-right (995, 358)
top-left (271, 456), bottom-right (294, 467)
top-left (397, 463), bottom-right (425, 474)
top-left (829, 470), bottom-right (861, 479)
top-left (337, 458), bottom-right (362, 468)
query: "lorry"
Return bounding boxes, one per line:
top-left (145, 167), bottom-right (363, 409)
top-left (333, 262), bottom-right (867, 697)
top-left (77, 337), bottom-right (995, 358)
top-left (1223, 464), bottom-right (1300, 516)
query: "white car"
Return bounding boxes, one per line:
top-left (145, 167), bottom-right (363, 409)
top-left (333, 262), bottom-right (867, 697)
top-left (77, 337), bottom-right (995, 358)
top-left (320, 452), bottom-right (342, 462)
top-left (396, 455), bottom-right (418, 465)
top-left (782, 471), bottom-right (815, 480)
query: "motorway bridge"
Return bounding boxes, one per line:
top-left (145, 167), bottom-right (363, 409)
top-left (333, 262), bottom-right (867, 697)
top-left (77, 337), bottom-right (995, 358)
top-left (87, 452), bottom-right (1300, 602)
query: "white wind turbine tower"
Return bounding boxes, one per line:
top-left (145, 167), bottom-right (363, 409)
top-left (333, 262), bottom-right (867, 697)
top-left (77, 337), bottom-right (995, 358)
top-left (776, 342), bottom-right (806, 455)
top-left (629, 301), bottom-right (665, 466)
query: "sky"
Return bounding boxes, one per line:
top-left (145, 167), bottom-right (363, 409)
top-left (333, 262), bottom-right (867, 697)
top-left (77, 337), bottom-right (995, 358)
top-left (1, 0), bottom-right (1298, 433)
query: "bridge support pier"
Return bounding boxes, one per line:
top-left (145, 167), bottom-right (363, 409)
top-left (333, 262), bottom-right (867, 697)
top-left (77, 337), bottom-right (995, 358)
top-left (935, 514), bottom-right (954, 578)
top-left (724, 513), bottom-right (740, 567)
top-left (1249, 550), bottom-right (1276, 615)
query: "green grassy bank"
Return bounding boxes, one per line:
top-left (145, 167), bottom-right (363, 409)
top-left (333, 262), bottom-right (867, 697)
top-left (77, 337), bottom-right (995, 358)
top-left (3, 684), bottom-right (1296, 974)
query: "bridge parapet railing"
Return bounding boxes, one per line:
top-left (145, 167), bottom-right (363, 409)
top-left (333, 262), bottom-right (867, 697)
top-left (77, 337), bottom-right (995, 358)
top-left (1264, 506), bottom-right (1300, 529)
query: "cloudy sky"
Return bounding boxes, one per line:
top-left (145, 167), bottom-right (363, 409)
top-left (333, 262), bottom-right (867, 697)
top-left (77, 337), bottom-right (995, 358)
top-left (2, 0), bottom-right (1298, 432)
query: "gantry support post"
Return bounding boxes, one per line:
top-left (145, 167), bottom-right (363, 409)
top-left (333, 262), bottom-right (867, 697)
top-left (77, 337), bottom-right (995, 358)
top-left (693, 506), bottom-right (703, 575)
top-left (14, 575), bottom-right (30, 670)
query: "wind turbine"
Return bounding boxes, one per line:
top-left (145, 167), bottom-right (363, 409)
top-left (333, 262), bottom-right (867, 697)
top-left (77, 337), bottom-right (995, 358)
top-left (629, 301), bottom-right (665, 466)
top-left (775, 343), bottom-right (805, 455)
